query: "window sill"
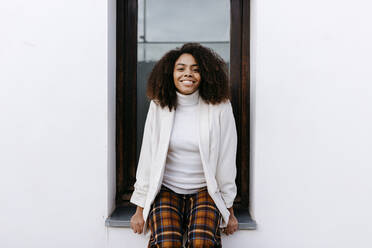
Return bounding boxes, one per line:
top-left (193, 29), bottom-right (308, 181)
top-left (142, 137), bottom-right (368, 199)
top-left (105, 206), bottom-right (257, 230)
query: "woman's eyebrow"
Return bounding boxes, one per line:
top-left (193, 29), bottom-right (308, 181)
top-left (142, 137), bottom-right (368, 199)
top-left (175, 63), bottom-right (199, 66)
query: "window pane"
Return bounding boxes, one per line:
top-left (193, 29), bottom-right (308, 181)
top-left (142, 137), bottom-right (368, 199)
top-left (137, 0), bottom-right (230, 161)
top-left (138, 0), bottom-right (230, 42)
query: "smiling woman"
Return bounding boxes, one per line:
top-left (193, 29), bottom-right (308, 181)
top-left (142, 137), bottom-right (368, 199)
top-left (130, 43), bottom-right (239, 247)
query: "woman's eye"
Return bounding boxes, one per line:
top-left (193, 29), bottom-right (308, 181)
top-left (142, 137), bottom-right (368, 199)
top-left (177, 68), bottom-right (184, 71)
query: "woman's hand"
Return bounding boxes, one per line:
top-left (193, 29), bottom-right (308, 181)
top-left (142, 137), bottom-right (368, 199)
top-left (222, 207), bottom-right (238, 235)
top-left (130, 206), bottom-right (145, 234)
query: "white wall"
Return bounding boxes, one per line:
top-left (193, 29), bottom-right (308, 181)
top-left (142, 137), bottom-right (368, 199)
top-left (1, 0), bottom-right (372, 248)
top-left (0, 0), bottom-right (113, 247)
top-left (244, 0), bottom-right (372, 247)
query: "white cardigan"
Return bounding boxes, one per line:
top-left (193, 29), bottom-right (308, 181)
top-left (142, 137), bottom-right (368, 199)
top-left (130, 97), bottom-right (237, 231)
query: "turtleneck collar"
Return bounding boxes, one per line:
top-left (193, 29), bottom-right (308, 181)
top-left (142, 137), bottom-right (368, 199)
top-left (176, 90), bottom-right (199, 106)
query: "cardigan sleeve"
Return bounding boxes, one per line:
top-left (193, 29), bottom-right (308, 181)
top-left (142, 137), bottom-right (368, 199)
top-left (216, 101), bottom-right (238, 208)
top-left (130, 101), bottom-right (155, 208)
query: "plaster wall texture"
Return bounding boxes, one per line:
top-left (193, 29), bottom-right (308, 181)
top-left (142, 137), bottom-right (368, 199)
top-left (0, 0), bottom-right (114, 247)
top-left (1, 0), bottom-right (372, 247)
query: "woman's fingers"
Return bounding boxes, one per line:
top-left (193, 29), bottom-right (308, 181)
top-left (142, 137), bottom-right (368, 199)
top-left (228, 227), bottom-right (236, 235)
top-left (130, 212), bottom-right (145, 234)
top-left (222, 223), bottom-right (238, 235)
top-left (132, 222), bottom-right (144, 234)
top-left (137, 222), bottom-right (143, 234)
top-left (222, 227), bottom-right (231, 235)
top-left (131, 223), bottom-right (136, 233)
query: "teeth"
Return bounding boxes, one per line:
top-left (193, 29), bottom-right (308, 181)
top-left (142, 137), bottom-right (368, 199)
top-left (182, 80), bottom-right (193, 85)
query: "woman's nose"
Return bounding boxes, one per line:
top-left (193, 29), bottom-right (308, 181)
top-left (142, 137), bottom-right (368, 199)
top-left (184, 69), bottom-right (192, 77)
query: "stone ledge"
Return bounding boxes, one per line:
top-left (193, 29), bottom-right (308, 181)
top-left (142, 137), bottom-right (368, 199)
top-left (106, 206), bottom-right (257, 230)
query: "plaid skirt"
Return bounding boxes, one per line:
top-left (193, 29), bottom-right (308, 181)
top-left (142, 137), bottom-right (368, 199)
top-left (148, 186), bottom-right (222, 248)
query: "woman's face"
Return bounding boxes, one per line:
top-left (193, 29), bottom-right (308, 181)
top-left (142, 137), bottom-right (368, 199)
top-left (173, 53), bottom-right (201, 95)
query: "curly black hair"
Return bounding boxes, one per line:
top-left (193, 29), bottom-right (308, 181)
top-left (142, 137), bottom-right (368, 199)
top-left (146, 43), bottom-right (230, 111)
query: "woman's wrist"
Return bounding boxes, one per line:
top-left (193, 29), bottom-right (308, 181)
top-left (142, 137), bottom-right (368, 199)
top-left (136, 206), bottom-right (144, 215)
top-left (227, 207), bottom-right (235, 215)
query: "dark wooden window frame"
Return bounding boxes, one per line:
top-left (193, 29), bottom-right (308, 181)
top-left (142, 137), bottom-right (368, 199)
top-left (116, 0), bottom-right (250, 210)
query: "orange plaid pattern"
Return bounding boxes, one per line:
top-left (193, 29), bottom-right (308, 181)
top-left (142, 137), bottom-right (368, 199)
top-left (148, 186), bottom-right (222, 248)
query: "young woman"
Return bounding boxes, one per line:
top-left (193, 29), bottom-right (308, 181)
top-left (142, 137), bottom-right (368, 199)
top-left (130, 43), bottom-right (238, 247)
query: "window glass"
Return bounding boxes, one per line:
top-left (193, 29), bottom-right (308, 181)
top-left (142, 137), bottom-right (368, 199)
top-left (138, 0), bottom-right (230, 42)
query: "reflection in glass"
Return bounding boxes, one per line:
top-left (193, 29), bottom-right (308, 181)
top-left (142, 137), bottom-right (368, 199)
top-left (138, 0), bottom-right (229, 42)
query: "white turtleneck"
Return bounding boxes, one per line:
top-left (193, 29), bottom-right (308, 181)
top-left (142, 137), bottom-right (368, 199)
top-left (162, 90), bottom-right (207, 194)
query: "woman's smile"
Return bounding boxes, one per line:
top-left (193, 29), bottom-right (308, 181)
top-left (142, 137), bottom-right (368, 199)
top-left (180, 80), bottom-right (195, 86)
